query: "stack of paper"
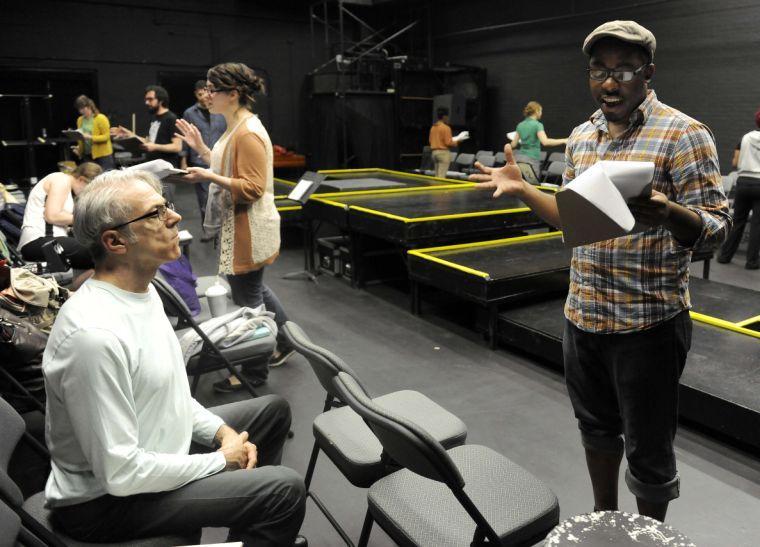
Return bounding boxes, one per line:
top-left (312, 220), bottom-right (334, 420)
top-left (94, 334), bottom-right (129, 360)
top-left (556, 160), bottom-right (655, 247)
top-left (126, 159), bottom-right (187, 181)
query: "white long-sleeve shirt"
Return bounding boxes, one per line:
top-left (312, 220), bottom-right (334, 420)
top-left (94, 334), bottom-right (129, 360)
top-left (42, 279), bottom-right (226, 507)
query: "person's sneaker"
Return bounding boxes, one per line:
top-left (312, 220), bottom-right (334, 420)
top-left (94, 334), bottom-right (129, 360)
top-left (746, 261), bottom-right (760, 270)
top-left (293, 536), bottom-right (308, 547)
top-left (212, 375), bottom-right (264, 393)
top-left (269, 347), bottom-right (295, 368)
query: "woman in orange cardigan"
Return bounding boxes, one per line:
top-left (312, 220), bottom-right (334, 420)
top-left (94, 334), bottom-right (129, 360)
top-left (74, 95), bottom-right (115, 170)
top-left (177, 63), bottom-right (293, 392)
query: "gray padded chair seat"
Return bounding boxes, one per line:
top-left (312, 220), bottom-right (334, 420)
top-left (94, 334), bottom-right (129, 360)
top-left (22, 492), bottom-right (200, 547)
top-left (313, 390), bottom-right (467, 487)
top-left (367, 444), bottom-right (559, 547)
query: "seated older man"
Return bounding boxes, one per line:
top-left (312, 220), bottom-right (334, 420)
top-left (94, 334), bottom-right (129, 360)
top-left (42, 169), bottom-right (306, 546)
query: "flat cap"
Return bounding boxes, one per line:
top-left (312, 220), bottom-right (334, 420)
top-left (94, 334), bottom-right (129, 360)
top-left (582, 20), bottom-right (656, 60)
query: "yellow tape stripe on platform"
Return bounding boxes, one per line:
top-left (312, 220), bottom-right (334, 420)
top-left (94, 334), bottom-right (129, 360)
top-left (736, 314), bottom-right (760, 328)
top-left (273, 177), bottom-right (297, 198)
top-left (309, 197), bottom-right (349, 209)
top-left (413, 231), bottom-right (563, 254)
top-left (276, 206), bottom-right (302, 212)
top-left (407, 250), bottom-right (490, 279)
top-left (316, 167), bottom-right (469, 185)
top-left (690, 311), bottom-right (760, 340)
top-left (315, 183), bottom-right (474, 199)
top-left (348, 204), bottom-right (532, 222)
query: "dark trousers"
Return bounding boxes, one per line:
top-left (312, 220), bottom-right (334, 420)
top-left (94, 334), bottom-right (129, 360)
top-left (719, 177), bottom-right (760, 266)
top-left (189, 163), bottom-right (211, 219)
top-left (20, 236), bottom-right (93, 269)
top-left (94, 154), bottom-right (116, 171)
top-left (51, 396), bottom-right (305, 546)
top-left (563, 310), bottom-right (692, 503)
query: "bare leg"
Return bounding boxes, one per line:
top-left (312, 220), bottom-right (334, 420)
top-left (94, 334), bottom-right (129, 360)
top-left (585, 447), bottom-right (623, 511)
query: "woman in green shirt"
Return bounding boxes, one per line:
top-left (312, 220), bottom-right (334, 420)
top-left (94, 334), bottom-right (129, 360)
top-left (509, 101), bottom-right (567, 179)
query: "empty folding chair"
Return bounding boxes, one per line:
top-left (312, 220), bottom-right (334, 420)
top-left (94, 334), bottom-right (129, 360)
top-left (0, 396), bottom-right (200, 546)
top-left (539, 150), bottom-right (548, 163)
top-left (494, 151), bottom-right (506, 167)
top-left (282, 322), bottom-right (467, 546)
top-left (516, 162), bottom-right (540, 185)
top-left (333, 373), bottom-right (559, 547)
top-left (465, 154), bottom-right (495, 175)
top-left (542, 161), bottom-right (566, 185)
top-left (547, 151), bottom-right (565, 164)
top-left (474, 150), bottom-right (494, 162)
top-left (151, 277), bottom-right (274, 397)
top-left (453, 153), bottom-right (475, 173)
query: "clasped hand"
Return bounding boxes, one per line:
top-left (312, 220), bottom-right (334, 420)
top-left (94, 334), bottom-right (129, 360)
top-left (218, 430), bottom-right (258, 471)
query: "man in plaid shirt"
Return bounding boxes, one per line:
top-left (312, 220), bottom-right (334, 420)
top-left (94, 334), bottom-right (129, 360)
top-left (472, 20), bottom-right (730, 521)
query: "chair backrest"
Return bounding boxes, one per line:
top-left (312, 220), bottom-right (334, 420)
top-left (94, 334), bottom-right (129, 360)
top-left (545, 161), bottom-right (566, 179)
top-left (449, 151), bottom-right (458, 162)
top-left (282, 322), bottom-right (369, 400)
top-left (0, 397), bottom-right (27, 507)
top-left (548, 151), bottom-right (565, 163)
top-left (151, 276), bottom-right (194, 330)
top-left (333, 372), bottom-right (464, 487)
top-left (539, 150), bottom-right (548, 162)
top-left (0, 397), bottom-right (25, 473)
top-left (476, 155), bottom-right (495, 168)
top-left (517, 162), bottom-right (539, 184)
top-left (494, 151), bottom-right (506, 166)
top-left (474, 150), bottom-right (493, 160)
top-left (0, 498), bottom-right (21, 545)
top-left (454, 153), bottom-right (475, 169)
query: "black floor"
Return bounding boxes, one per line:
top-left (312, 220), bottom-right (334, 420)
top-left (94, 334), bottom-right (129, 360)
top-left (171, 183), bottom-right (760, 546)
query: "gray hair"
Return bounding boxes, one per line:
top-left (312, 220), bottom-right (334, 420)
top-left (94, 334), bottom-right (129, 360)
top-left (73, 169), bottom-right (163, 263)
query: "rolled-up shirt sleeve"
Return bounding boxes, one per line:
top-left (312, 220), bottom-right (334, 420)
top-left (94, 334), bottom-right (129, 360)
top-left (230, 132), bottom-right (267, 204)
top-left (669, 123), bottom-right (732, 252)
top-left (190, 399), bottom-right (224, 447)
top-left (58, 329), bottom-right (225, 497)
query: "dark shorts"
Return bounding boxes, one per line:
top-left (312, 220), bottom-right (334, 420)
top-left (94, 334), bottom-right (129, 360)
top-left (563, 310), bottom-right (692, 503)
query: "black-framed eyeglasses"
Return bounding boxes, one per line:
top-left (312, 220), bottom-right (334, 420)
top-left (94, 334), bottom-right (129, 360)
top-left (109, 202), bottom-right (175, 231)
top-left (587, 63), bottom-right (649, 83)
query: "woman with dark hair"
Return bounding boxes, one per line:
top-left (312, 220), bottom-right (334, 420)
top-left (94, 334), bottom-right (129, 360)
top-left (176, 62), bottom-right (294, 392)
top-left (18, 162), bottom-right (102, 269)
top-left (74, 95), bottom-right (115, 171)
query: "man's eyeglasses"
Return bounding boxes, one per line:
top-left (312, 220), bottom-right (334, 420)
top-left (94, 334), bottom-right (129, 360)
top-left (587, 64), bottom-right (649, 83)
top-left (109, 202), bottom-right (175, 231)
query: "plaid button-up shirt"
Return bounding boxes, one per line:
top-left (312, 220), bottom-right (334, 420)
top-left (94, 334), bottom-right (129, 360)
top-left (563, 91), bottom-right (731, 333)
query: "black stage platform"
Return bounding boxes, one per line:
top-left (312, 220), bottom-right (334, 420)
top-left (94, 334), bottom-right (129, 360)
top-left (305, 185), bottom-right (554, 286)
top-left (407, 232), bottom-right (571, 343)
top-left (498, 295), bottom-right (760, 451)
top-left (317, 168), bottom-right (467, 193)
top-left (405, 232), bottom-right (760, 449)
top-left (273, 178), bottom-right (302, 225)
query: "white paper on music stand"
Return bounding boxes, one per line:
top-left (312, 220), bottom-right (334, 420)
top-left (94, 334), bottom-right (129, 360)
top-left (288, 178), bottom-right (314, 202)
top-left (125, 159), bottom-right (187, 180)
top-left (556, 161), bottom-right (654, 247)
top-left (507, 131), bottom-right (517, 141)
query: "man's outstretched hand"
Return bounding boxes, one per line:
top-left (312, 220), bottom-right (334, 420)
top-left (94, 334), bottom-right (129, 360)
top-left (469, 144), bottom-right (527, 198)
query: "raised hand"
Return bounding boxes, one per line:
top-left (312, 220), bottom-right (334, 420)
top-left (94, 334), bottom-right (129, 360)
top-left (469, 144), bottom-right (527, 198)
top-left (175, 119), bottom-right (206, 153)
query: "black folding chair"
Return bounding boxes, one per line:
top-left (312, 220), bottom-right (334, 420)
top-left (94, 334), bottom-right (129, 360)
top-left (150, 277), bottom-right (269, 398)
top-left (0, 396), bottom-right (199, 547)
top-left (283, 322), bottom-right (467, 546)
top-left (333, 372), bottom-right (560, 547)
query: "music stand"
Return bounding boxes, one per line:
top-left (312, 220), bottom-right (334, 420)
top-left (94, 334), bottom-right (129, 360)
top-left (282, 171), bottom-right (326, 283)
